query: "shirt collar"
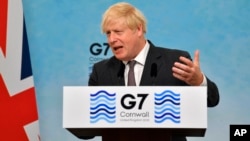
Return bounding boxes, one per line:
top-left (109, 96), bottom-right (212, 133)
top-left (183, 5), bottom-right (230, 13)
top-left (122, 40), bottom-right (150, 66)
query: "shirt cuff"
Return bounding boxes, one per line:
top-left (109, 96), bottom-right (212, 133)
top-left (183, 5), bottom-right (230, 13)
top-left (200, 73), bottom-right (207, 86)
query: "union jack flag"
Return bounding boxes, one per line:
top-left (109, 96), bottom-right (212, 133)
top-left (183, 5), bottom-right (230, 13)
top-left (0, 0), bottom-right (40, 140)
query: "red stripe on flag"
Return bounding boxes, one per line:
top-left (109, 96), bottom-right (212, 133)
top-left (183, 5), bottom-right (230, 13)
top-left (0, 75), bottom-right (39, 141)
top-left (0, 0), bottom-right (8, 56)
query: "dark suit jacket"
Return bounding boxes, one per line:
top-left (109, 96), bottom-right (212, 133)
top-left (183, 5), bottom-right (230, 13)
top-left (88, 41), bottom-right (220, 141)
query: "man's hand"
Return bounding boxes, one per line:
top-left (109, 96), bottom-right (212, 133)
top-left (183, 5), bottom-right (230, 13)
top-left (172, 50), bottom-right (204, 86)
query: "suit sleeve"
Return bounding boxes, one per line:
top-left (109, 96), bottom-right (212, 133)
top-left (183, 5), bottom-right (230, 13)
top-left (88, 63), bottom-right (98, 86)
top-left (206, 77), bottom-right (220, 107)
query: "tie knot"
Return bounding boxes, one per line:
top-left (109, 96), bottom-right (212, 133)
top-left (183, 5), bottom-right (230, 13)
top-left (128, 60), bottom-right (136, 68)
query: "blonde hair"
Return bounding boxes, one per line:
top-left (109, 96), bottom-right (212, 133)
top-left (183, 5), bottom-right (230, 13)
top-left (101, 2), bottom-right (147, 33)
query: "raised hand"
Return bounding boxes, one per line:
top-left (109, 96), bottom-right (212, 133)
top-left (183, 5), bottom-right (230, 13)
top-left (172, 50), bottom-right (204, 86)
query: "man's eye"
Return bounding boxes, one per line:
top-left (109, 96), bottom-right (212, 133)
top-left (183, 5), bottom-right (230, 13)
top-left (105, 32), bottom-right (111, 36)
top-left (106, 31), bottom-right (110, 35)
top-left (115, 31), bottom-right (123, 34)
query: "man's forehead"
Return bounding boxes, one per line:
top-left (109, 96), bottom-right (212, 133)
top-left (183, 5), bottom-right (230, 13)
top-left (107, 17), bottom-right (126, 26)
top-left (105, 18), bottom-right (127, 30)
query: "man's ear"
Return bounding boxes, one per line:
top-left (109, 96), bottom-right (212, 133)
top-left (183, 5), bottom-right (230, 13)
top-left (137, 24), bottom-right (144, 36)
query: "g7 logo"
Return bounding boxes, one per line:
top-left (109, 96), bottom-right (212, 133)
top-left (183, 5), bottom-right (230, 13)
top-left (90, 43), bottom-right (110, 56)
top-left (121, 94), bottom-right (148, 110)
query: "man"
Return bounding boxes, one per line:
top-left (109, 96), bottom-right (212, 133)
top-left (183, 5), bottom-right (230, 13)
top-left (88, 2), bottom-right (219, 141)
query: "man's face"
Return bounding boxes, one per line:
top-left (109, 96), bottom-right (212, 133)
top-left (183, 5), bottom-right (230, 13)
top-left (105, 18), bottom-right (143, 61)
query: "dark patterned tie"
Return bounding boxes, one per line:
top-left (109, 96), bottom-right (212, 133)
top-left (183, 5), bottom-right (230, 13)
top-left (127, 60), bottom-right (136, 86)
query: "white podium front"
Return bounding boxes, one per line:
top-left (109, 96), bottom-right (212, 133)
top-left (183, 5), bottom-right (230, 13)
top-left (63, 86), bottom-right (207, 141)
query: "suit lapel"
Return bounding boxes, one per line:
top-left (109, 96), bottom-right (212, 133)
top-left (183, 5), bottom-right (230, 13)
top-left (140, 42), bottom-right (163, 86)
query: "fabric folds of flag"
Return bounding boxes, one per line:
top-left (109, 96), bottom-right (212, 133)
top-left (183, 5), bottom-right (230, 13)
top-left (0, 0), bottom-right (40, 140)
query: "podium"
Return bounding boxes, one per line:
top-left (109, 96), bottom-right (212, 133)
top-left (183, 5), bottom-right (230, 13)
top-left (63, 86), bottom-right (207, 141)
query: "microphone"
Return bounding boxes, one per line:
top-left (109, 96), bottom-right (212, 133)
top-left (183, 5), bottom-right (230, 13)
top-left (117, 63), bottom-right (125, 85)
top-left (150, 63), bottom-right (157, 85)
top-left (79, 136), bottom-right (95, 140)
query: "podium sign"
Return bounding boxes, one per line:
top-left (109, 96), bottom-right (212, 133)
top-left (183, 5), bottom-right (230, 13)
top-left (63, 86), bottom-right (207, 137)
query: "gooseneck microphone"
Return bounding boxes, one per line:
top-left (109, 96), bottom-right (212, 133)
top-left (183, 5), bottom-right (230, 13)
top-left (150, 63), bottom-right (157, 85)
top-left (117, 63), bottom-right (125, 85)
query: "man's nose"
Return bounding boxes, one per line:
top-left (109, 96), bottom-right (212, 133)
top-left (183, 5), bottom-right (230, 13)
top-left (108, 32), bottom-right (117, 43)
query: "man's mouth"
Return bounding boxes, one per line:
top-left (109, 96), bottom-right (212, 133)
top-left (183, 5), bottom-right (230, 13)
top-left (113, 46), bottom-right (123, 51)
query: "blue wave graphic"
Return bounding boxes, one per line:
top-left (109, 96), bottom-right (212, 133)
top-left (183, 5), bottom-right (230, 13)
top-left (155, 95), bottom-right (180, 101)
top-left (90, 95), bottom-right (115, 101)
top-left (90, 108), bottom-right (115, 115)
top-left (90, 104), bottom-right (115, 110)
top-left (90, 90), bottom-right (116, 97)
top-left (154, 90), bottom-right (181, 124)
top-left (155, 117), bottom-right (180, 123)
top-left (90, 90), bottom-right (116, 123)
top-left (90, 113), bottom-right (116, 119)
top-left (155, 99), bottom-right (180, 105)
top-left (90, 117), bottom-right (116, 123)
top-left (90, 99), bottom-right (115, 106)
top-left (155, 103), bottom-right (180, 111)
top-left (155, 113), bottom-right (180, 119)
top-left (155, 108), bottom-right (180, 115)
top-left (155, 90), bottom-right (180, 97)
